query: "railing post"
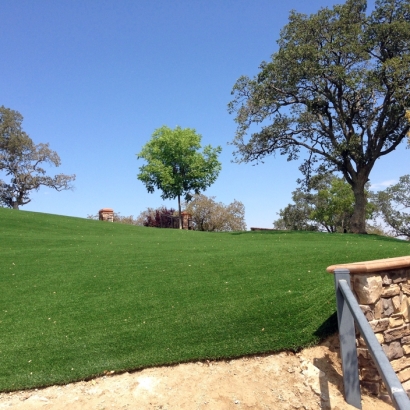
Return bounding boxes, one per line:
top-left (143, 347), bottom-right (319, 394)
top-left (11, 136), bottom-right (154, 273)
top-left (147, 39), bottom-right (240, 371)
top-left (334, 268), bottom-right (362, 409)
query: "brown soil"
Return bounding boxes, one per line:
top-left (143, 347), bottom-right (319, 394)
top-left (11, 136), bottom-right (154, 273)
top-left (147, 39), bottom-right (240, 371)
top-left (0, 335), bottom-right (394, 410)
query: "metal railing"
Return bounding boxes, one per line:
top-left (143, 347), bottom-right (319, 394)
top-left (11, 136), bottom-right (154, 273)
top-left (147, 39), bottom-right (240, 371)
top-left (334, 268), bottom-right (410, 410)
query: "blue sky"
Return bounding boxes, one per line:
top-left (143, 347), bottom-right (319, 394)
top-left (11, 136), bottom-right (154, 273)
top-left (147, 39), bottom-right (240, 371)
top-left (1, 0), bottom-right (408, 228)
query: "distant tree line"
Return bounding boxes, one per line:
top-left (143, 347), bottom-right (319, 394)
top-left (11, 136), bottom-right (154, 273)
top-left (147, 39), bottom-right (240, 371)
top-left (274, 173), bottom-right (410, 240)
top-left (90, 195), bottom-right (246, 232)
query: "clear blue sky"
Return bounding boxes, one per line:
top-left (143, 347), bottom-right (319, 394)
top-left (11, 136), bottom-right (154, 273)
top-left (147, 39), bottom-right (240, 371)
top-left (1, 0), bottom-right (407, 228)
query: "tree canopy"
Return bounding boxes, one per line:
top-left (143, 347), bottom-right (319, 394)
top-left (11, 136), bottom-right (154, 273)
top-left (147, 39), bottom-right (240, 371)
top-left (229, 0), bottom-right (410, 234)
top-left (137, 126), bottom-right (222, 228)
top-left (374, 175), bottom-right (410, 238)
top-left (184, 194), bottom-right (246, 232)
top-left (273, 175), bottom-right (375, 232)
top-left (0, 106), bottom-right (75, 209)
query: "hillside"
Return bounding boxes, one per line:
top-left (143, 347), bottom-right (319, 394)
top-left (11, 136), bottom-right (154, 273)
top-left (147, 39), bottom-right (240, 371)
top-left (1, 208), bottom-right (409, 392)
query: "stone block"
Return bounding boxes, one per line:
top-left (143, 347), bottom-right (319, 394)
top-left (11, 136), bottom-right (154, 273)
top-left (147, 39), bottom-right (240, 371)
top-left (403, 345), bottom-right (410, 354)
top-left (402, 379), bottom-right (410, 395)
top-left (390, 356), bottom-right (410, 372)
top-left (382, 284), bottom-right (401, 297)
top-left (381, 298), bottom-right (394, 317)
top-left (384, 324), bottom-right (410, 343)
top-left (382, 341), bottom-right (404, 360)
top-left (389, 314), bottom-right (404, 328)
top-left (375, 333), bottom-right (384, 344)
top-left (393, 295), bottom-right (402, 312)
top-left (398, 367), bottom-right (410, 383)
top-left (359, 304), bottom-right (374, 321)
top-left (402, 295), bottom-right (410, 322)
top-left (369, 318), bottom-right (389, 333)
top-left (402, 284), bottom-right (410, 296)
top-left (353, 274), bottom-right (383, 304)
top-left (358, 333), bottom-right (384, 346)
top-left (382, 274), bottom-right (392, 285)
top-left (403, 335), bottom-right (410, 344)
top-left (374, 299), bottom-right (383, 320)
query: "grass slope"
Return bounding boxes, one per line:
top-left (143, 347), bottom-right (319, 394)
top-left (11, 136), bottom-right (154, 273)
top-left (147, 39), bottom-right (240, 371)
top-left (1, 208), bottom-right (409, 391)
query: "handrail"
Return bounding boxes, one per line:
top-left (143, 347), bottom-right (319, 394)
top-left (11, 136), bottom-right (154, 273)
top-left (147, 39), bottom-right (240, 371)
top-left (334, 269), bottom-right (410, 410)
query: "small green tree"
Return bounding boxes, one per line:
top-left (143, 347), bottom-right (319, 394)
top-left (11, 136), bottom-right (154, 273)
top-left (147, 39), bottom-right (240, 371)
top-left (137, 126), bottom-right (222, 228)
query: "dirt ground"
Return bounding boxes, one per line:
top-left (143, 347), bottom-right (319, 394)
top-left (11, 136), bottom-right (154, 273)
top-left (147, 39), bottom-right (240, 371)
top-left (0, 335), bottom-right (395, 410)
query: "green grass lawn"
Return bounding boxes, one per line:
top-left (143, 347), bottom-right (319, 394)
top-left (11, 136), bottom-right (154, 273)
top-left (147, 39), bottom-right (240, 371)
top-left (1, 208), bottom-right (409, 392)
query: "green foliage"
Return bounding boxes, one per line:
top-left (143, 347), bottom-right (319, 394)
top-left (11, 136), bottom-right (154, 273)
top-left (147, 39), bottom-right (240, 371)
top-left (229, 0), bottom-right (410, 233)
top-left (184, 194), bottom-right (246, 231)
top-left (1, 208), bottom-right (409, 392)
top-left (274, 176), bottom-right (375, 232)
top-left (375, 175), bottom-right (410, 238)
top-left (137, 126), bottom-right (221, 227)
top-left (0, 106), bottom-right (75, 209)
top-left (273, 189), bottom-right (318, 231)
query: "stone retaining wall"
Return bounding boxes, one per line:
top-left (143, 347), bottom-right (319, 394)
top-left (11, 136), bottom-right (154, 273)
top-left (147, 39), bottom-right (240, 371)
top-left (327, 256), bottom-right (410, 398)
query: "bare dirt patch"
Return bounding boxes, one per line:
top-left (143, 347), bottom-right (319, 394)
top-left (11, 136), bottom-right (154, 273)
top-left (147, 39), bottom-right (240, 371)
top-left (0, 335), bottom-right (393, 409)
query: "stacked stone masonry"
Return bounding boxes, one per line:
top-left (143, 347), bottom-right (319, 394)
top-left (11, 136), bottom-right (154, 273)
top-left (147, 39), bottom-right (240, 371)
top-left (352, 268), bottom-right (410, 396)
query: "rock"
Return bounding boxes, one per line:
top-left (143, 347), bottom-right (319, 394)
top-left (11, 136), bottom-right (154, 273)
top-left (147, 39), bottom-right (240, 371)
top-left (382, 275), bottom-right (392, 285)
top-left (374, 299), bottom-right (383, 320)
top-left (369, 318), bottom-right (389, 333)
top-left (401, 295), bottom-right (409, 322)
top-left (301, 362), bottom-right (326, 397)
top-left (360, 304), bottom-right (374, 321)
top-left (389, 314), bottom-right (404, 328)
top-left (381, 298), bottom-right (394, 317)
top-left (353, 275), bottom-right (383, 304)
top-left (384, 324), bottom-right (410, 343)
top-left (402, 379), bottom-right (410, 394)
top-left (375, 333), bottom-right (384, 344)
top-left (398, 367), bottom-right (410, 383)
top-left (381, 284), bottom-right (400, 298)
top-left (390, 356), bottom-right (410, 372)
top-left (382, 341), bottom-right (404, 360)
top-left (402, 284), bottom-right (410, 296)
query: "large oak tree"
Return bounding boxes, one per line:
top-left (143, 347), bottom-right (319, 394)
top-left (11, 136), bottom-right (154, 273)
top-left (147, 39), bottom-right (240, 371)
top-left (229, 0), bottom-right (410, 233)
top-left (0, 106), bottom-right (75, 209)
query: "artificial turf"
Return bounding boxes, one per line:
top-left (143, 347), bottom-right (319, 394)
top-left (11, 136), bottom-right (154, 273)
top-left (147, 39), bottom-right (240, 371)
top-left (1, 207), bottom-right (409, 391)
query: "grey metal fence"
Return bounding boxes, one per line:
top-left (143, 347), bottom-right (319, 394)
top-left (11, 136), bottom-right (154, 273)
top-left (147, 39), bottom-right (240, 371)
top-left (334, 268), bottom-right (410, 410)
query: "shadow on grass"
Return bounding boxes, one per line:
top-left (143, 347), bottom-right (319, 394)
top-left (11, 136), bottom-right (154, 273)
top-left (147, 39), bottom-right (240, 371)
top-left (314, 311), bottom-right (338, 340)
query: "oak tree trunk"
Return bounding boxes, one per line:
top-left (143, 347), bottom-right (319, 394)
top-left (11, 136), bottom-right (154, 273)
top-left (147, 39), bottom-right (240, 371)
top-left (350, 178), bottom-right (368, 234)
